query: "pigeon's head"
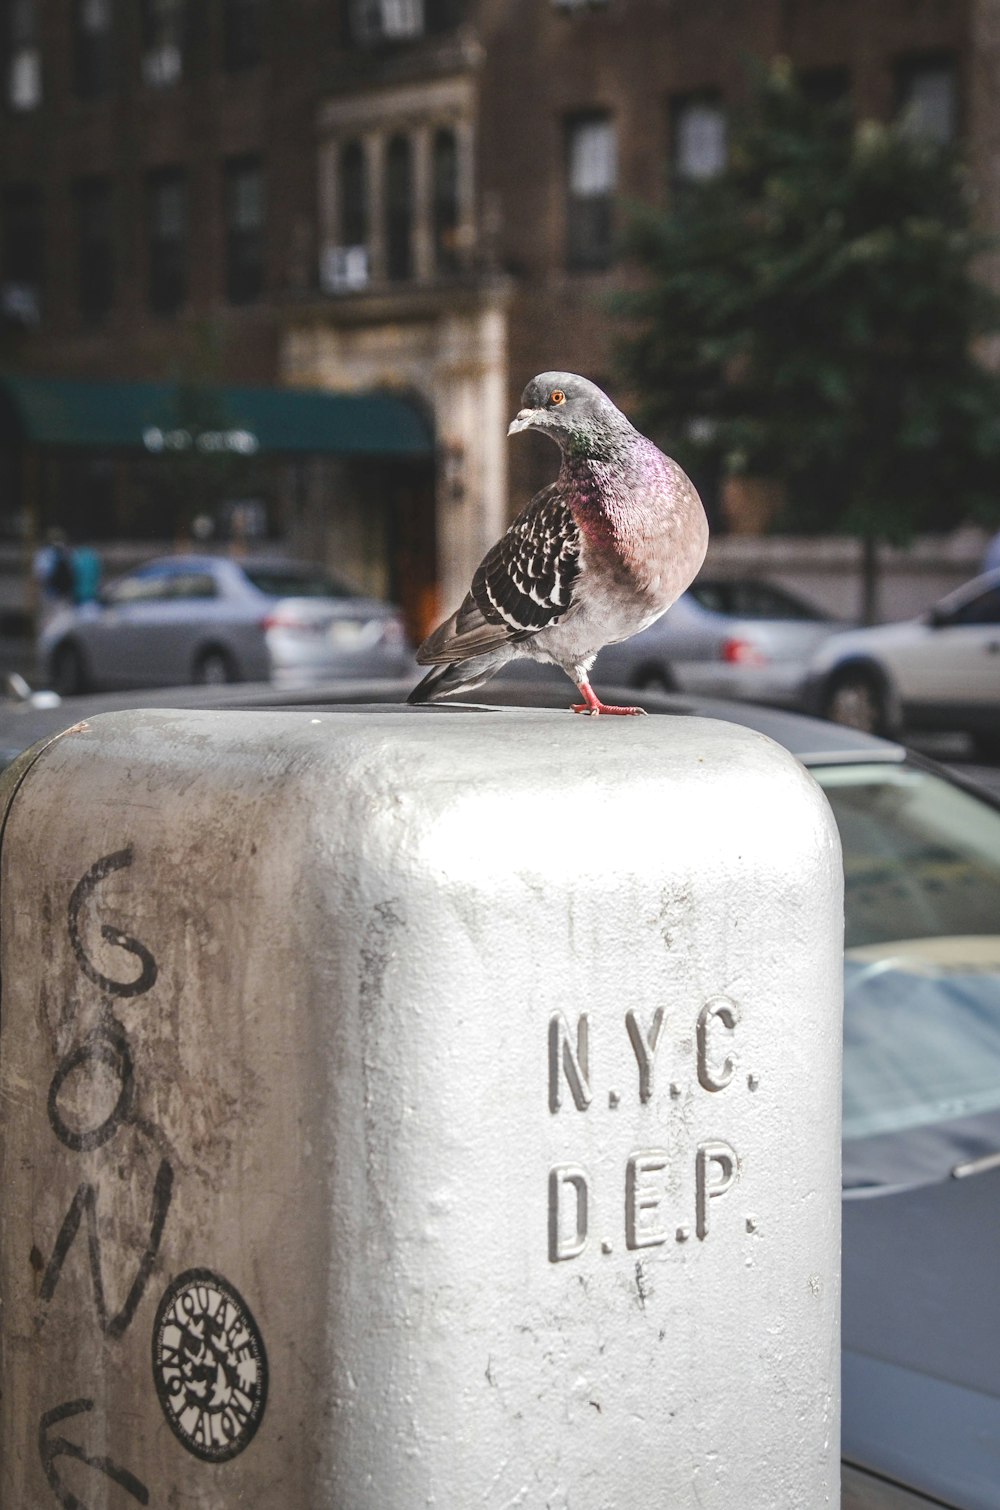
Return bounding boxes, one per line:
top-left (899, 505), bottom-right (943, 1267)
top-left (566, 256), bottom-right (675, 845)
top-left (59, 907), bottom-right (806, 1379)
top-left (507, 372), bottom-right (632, 456)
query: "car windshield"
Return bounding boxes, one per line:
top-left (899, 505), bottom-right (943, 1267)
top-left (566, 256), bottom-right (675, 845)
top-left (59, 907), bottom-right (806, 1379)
top-left (242, 566), bottom-right (354, 599)
top-left (813, 762), bottom-right (1000, 1190)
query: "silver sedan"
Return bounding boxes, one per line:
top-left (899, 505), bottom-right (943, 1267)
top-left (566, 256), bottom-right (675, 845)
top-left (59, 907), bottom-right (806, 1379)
top-left (38, 555), bottom-right (413, 694)
top-left (594, 577), bottom-right (844, 709)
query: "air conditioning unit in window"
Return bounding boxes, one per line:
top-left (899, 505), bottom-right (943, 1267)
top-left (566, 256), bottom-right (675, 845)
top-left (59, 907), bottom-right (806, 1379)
top-left (351, 0), bottom-right (423, 44)
top-left (320, 245), bottom-right (370, 295)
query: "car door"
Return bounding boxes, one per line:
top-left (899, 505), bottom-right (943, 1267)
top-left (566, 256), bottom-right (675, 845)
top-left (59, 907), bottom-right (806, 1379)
top-left (913, 585), bottom-right (1000, 708)
top-left (79, 565), bottom-right (178, 687)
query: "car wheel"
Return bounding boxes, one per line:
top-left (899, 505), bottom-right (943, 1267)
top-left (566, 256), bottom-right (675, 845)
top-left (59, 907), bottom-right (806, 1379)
top-left (822, 668), bottom-right (886, 735)
top-left (192, 647), bottom-right (238, 687)
top-left (49, 640), bottom-right (88, 697)
top-left (634, 664), bottom-right (677, 693)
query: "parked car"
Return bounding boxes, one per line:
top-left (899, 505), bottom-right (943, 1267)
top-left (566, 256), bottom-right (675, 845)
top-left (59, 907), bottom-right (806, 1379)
top-left (593, 577), bottom-right (843, 709)
top-left (805, 567), bottom-right (1000, 755)
top-left (37, 554), bottom-right (413, 694)
top-left (3, 677), bottom-right (1000, 1507)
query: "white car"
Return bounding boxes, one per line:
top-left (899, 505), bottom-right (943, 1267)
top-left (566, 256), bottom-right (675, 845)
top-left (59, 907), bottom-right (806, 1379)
top-left (805, 568), bottom-right (1000, 755)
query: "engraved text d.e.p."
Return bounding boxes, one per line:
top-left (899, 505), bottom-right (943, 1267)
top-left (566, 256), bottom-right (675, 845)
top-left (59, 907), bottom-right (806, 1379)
top-left (546, 1001), bottom-right (749, 1263)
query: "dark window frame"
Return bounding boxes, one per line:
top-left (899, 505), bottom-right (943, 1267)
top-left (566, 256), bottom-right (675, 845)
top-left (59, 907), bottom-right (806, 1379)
top-left (223, 0), bottom-right (263, 71)
top-left (1, 180), bottom-right (43, 323)
top-left (339, 138), bottom-right (367, 249)
top-left (565, 110), bottom-right (616, 273)
top-left (146, 167), bottom-right (188, 316)
top-left (894, 50), bottom-right (959, 144)
top-left (432, 126), bottom-right (459, 275)
top-left (668, 89), bottom-right (727, 194)
top-left (73, 0), bottom-right (115, 99)
top-left (74, 175), bottom-right (114, 325)
top-left (140, 0), bottom-right (187, 88)
top-left (224, 154), bottom-right (264, 305)
top-left (385, 132), bottom-right (413, 282)
top-left (4, 0), bottom-right (42, 112)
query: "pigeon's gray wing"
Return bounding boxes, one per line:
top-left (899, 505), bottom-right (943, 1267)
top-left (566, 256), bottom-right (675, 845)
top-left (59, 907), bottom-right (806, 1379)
top-left (416, 483), bottom-right (581, 666)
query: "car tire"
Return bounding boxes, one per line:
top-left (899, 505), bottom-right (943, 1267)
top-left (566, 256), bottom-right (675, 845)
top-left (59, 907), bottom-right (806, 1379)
top-left (973, 732), bottom-right (1000, 762)
top-left (822, 667), bottom-right (888, 735)
top-left (633, 664), bottom-right (677, 693)
top-left (49, 640), bottom-right (88, 697)
top-left (192, 647), bottom-right (238, 687)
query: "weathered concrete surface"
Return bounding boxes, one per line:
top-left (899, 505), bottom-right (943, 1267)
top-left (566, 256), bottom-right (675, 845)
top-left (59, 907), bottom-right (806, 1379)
top-left (0, 705), bottom-right (842, 1508)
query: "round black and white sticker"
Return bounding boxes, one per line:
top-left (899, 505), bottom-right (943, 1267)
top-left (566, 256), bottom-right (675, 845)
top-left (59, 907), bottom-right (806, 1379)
top-left (152, 1268), bottom-right (268, 1463)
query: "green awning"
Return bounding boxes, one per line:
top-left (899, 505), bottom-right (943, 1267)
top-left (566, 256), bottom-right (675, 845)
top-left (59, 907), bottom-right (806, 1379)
top-left (0, 373), bottom-right (433, 457)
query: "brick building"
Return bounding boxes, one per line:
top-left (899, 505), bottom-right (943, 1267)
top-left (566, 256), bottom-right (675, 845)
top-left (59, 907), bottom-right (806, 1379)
top-left (0, 0), bottom-right (988, 627)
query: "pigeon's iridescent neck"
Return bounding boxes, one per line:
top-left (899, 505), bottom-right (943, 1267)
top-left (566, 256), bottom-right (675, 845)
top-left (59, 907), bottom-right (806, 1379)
top-left (561, 452), bottom-right (638, 557)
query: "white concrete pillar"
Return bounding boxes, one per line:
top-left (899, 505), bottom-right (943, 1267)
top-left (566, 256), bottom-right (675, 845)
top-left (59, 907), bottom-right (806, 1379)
top-left (0, 706), bottom-right (843, 1508)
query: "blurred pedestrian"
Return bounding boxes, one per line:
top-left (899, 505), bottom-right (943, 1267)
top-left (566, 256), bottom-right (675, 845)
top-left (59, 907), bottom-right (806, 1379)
top-left (72, 543), bottom-right (102, 605)
top-left (33, 529), bottom-right (75, 623)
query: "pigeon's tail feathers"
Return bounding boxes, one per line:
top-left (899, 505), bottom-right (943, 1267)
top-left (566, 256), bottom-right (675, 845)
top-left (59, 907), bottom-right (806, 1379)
top-left (415, 597), bottom-right (520, 666)
top-left (407, 646), bottom-right (515, 704)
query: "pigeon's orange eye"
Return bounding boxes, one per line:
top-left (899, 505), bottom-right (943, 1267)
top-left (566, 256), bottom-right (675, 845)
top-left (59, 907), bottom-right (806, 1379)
top-left (550, 390), bottom-right (566, 406)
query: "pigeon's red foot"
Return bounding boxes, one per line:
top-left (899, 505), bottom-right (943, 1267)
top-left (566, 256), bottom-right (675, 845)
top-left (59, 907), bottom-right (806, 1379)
top-left (571, 702), bottom-right (646, 716)
top-left (572, 682), bottom-right (647, 717)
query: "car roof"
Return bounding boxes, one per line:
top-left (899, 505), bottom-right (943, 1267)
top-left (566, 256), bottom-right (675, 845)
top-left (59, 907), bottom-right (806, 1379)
top-left (0, 675), bottom-right (906, 770)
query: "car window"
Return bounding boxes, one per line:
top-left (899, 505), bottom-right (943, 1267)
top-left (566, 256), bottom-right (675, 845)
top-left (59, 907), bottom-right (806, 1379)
top-left (688, 583), bottom-right (731, 614)
top-left (945, 586), bottom-right (1000, 627)
top-left (242, 567), bottom-right (353, 599)
top-left (729, 583), bottom-right (826, 620)
top-left (167, 572), bottom-right (218, 601)
top-left (104, 569), bottom-right (175, 605)
top-left (813, 762), bottom-right (1000, 1183)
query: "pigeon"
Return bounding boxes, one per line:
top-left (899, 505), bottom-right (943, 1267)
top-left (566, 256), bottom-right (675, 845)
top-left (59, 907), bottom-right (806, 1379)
top-left (408, 372), bottom-right (709, 715)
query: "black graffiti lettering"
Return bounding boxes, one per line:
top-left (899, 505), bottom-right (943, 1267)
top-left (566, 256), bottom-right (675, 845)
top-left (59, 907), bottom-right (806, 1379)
top-left (47, 1023), bottom-right (134, 1153)
top-left (39, 1398), bottom-right (150, 1508)
top-left (67, 849), bottom-right (158, 999)
top-left (39, 1159), bottom-right (174, 1339)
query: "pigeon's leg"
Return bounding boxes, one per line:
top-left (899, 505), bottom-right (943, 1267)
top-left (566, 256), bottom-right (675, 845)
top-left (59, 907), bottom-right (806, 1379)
top-left (571, 678), bottom-right (646, 717)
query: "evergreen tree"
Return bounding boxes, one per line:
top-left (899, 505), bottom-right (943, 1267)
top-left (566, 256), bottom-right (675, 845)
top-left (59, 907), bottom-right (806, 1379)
top-left (617, 60), bottom-right (1000, 620)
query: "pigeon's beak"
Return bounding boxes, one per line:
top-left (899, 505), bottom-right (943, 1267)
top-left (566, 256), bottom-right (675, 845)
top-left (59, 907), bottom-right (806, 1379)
top-left (507, 408), bottom-right (541, 436)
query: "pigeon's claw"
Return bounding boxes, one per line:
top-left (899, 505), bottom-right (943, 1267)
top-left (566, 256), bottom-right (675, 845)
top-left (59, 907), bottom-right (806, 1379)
top-left (571, 702), bottom-right (646, 717)
top-left (572, 681), bottom-right (647, 717)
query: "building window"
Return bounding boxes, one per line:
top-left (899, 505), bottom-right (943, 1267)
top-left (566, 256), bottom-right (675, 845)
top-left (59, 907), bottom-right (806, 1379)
top-left (670, 93), bottom-right (727, 187)
top-left (320, 140), bottom-right (368, 292)
top-left (224, 0), bottom-right (263, 71)
top-left (75, 177), bottom-right (114, 324)
top-left (565, 113), bottom-right (616, 271)
top-left (385, 133), bottom-right (413, 281)
top-left (73, 0), bottom-right (114, 98)
top-left (5, 0), bottom-right (41, 111)
top-left (895, 55), bottom-right (957, 143)
top-left (225, 156), bottom-right (263, 304)
top-left (349, 0), bottom-right (423, 46)
top-left (340, 140), bottom-right (367, 249)
top-left (1, 182), bottom-right (42, 324)
top-left (433, 127), bottom-right (459, 274)
top-left (147, 168), bottom-right (187, 315)
top-left (141, 0), bottom-right (185, 88)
